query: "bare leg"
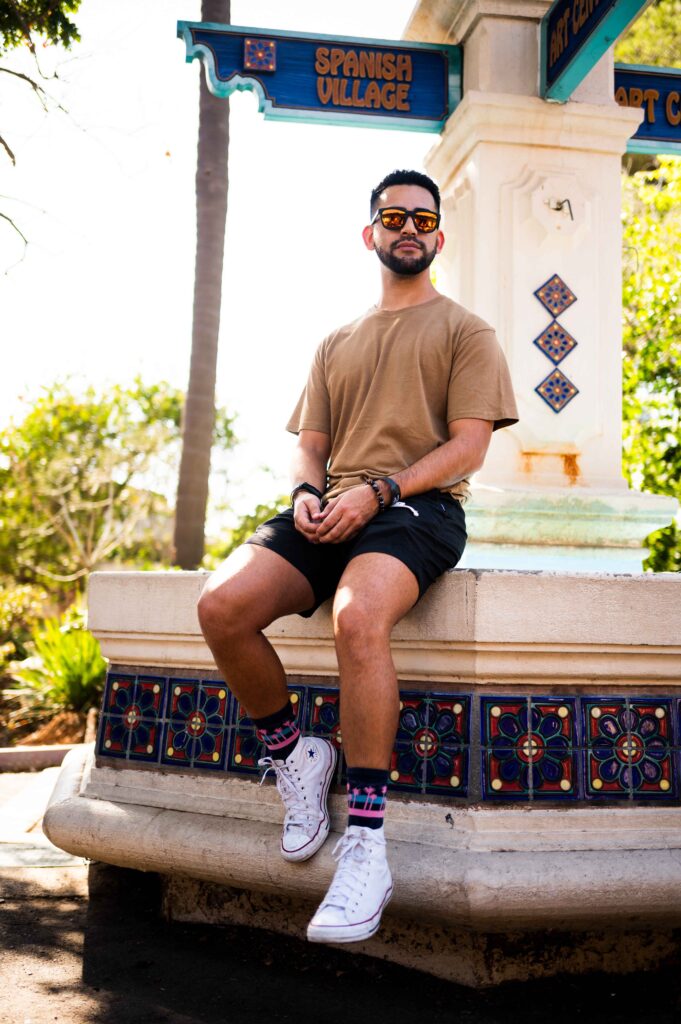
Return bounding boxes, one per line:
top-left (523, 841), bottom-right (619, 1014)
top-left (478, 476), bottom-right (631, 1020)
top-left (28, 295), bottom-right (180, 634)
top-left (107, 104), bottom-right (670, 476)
top-left (197, 544), bottom-right (315, 719)
top-left (332, 553), bottom-right (419, 769)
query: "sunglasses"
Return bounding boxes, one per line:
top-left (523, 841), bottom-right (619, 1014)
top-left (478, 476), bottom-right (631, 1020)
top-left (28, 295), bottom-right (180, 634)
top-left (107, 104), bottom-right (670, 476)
top-left (371, 207), bottom-right (440, 233)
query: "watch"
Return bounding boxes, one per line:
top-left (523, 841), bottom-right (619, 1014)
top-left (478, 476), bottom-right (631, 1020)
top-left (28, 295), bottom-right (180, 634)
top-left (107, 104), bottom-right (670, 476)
top-left (290, 482), bottom-right (324, 505)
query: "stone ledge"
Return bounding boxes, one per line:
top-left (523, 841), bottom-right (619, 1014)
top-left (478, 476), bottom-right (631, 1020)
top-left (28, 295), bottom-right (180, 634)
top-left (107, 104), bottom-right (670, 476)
top-left (44, 749), bottom-right (681, 934)
top-left (87, 569), bottom-right (681, 683)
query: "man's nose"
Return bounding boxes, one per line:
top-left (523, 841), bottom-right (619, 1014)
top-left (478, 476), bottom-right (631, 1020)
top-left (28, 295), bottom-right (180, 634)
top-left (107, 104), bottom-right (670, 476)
top-left (400, 214), bottom-right (418, 234)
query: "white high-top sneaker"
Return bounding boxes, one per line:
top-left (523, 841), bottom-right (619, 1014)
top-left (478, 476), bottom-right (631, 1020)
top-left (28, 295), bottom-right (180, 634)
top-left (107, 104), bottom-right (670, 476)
top-left (306, 825), bottom-right (393, 943)
top-left (258, 736), bottom-right (336, 862)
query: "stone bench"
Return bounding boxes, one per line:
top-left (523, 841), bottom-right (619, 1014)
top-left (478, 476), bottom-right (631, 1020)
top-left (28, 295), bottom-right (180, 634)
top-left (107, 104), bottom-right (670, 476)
top-left (44, 567), bottom-right (681, 986)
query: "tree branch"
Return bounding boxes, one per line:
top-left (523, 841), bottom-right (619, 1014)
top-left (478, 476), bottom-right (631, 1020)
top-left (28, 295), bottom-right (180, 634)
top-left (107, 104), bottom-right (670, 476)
top-left (0, 133), bottom-right (16, 165)
top-left (0, 67), bottom-right (50, 111)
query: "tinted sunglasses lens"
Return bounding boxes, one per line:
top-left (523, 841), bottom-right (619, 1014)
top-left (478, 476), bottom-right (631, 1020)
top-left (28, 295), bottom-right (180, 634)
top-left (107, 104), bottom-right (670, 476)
top-left (380, 209), bottom-right (407, 229)
top-left (413, 212), bottom-right (438, 233)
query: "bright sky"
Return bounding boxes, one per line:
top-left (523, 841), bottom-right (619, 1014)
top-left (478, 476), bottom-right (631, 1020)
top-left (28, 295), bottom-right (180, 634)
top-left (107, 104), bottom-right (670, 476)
top-left (1, 0), bottom-right (436, 527)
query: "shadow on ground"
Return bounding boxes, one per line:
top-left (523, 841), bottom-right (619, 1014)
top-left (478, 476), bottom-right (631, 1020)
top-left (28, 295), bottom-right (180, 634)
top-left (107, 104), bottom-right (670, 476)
top-left (2, 864), bottom-right (681, 1024)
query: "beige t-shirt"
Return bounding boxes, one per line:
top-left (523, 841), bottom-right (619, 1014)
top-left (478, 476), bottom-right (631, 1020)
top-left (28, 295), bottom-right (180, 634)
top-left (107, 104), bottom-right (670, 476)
top-left (286, 294), bottom-right (518, 503)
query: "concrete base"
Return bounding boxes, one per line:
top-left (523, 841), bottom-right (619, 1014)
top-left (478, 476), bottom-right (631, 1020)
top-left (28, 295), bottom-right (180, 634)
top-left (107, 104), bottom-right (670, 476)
top-left (162, 875), bottom-right (681, 988)
top-left (460, 485), bottom-right (678, 572)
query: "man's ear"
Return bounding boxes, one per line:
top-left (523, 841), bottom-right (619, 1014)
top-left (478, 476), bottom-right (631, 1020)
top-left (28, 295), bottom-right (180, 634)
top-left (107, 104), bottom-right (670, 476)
top-left (362, 224), bottom-right (376, 251)
top-left (436, 229), bottom-right (445, 254)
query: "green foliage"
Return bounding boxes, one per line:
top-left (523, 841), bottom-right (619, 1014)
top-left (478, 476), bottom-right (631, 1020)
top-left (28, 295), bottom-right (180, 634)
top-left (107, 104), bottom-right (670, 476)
top-left (203, 497), bottom-right (289, 568)
top-left (0, 377), bottom-right (236, 596)
top-left (0, 0), bottom-right (80, 54)
top-left (5, 609), bottom-right (106, 728)
top-left (0, 578), bottom-right (48, 673)
top-left (615, 0), bottom-right (681, 67)
top-left (622, 158), bottom-right (681, 570)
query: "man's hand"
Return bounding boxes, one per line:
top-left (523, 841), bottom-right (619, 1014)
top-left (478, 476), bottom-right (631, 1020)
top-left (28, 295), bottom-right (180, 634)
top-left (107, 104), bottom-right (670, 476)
top-left (315, 484), bottom-right (379, 544)
top-left (293, 493), bottom-right (324, 542)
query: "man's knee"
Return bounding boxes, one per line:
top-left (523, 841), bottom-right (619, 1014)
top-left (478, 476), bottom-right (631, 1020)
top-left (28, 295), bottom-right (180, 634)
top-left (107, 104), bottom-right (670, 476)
top-left (333, 595), bottom-right (387, 650)
top-left (196, 581), bottom-right (253, 644)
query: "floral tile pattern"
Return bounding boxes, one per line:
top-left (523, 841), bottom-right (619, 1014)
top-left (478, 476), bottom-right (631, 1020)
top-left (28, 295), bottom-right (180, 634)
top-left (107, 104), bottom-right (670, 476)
top-left (481, 697), bottom-right (577, 800)
top-left (96, 674), bottom-right (681, 805)
top-left (161, 681), bottom-right (231, 770)
top-left (243, 38), bottom-right (276, 72)
top-left (98, 673), bottom-right (166, 762)
top-left (534, 274), bottom-right (577, 317)
top-left (535, 368), bottom-right (579, 413)
top-left (532, 321), bottom-right (578, 365)
top-left (583, 698), bottom-right (675, 798)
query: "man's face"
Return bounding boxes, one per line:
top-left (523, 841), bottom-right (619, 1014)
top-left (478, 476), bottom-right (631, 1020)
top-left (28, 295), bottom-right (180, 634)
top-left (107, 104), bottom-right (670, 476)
top-left (363, 184), bottom-right (444, 277)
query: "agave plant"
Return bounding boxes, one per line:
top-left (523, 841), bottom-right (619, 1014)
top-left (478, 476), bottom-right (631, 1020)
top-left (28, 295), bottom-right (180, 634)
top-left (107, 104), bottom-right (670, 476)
top-left (4, 611), bottom-right (107, 732)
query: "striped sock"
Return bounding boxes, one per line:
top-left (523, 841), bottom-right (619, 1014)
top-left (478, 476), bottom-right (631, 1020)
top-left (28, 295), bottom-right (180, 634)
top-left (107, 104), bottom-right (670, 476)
top-left (346, 767), bottom-right (389, 830)
top-left (254, 700), bottom-right (300, 762)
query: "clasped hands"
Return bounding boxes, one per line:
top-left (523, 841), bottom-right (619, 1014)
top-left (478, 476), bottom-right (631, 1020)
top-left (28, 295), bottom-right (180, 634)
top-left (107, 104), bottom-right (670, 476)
top-left (293, 483), bottom-right (384, 544)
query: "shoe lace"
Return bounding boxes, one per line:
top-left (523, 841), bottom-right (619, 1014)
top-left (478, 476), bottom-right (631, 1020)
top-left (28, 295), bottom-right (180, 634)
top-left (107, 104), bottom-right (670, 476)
top-left (322, 831), bottom-right (374, 909)
top-left (258, 757), bottom-right (314, 830)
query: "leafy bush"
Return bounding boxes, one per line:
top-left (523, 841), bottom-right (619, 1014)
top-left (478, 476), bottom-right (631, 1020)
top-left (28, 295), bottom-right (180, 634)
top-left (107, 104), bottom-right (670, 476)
top-left (0, 579), bottom-right (49, 675)
top-left (4, 610), bottom-right (107, 731)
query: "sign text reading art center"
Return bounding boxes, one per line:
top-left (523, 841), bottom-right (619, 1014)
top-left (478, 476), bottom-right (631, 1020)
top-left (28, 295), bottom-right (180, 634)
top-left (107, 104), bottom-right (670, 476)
top-left (177, 22), bottom-right (461, 133)
top-left (615, 65), bottom-right (681, 155)
top-left (541, 0), bottom-right (651, 101)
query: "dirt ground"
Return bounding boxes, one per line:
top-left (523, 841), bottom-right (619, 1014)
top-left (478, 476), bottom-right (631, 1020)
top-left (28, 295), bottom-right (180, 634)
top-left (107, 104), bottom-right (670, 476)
top-left (1, 862), bottom-right (681, 1024)
top-left (2, 769), bottom-right (681, 1024)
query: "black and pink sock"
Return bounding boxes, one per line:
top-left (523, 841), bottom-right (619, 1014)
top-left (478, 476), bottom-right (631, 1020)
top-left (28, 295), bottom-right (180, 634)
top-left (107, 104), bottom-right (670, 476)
top-left (254, 700), bottom-right (300, 761)
top-left (346, 767), bottom-right (389, 830)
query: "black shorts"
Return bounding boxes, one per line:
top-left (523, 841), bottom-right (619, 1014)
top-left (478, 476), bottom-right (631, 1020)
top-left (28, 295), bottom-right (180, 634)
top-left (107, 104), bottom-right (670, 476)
top-left (246, 490), bottom-right (467, 617)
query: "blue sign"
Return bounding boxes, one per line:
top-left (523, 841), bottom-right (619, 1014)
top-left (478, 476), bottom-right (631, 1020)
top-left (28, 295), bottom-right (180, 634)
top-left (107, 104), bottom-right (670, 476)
top-left (541, 0), bottom-right (651, 101)
top-left (177, 22), bottom-right (461, 133)
top-left (615, 64), bottom-right (681, 154)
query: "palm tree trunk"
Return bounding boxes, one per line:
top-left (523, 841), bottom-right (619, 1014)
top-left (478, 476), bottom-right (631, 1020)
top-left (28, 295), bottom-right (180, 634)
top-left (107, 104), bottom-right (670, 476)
top-left (174, 0), bottom-right (230, 569)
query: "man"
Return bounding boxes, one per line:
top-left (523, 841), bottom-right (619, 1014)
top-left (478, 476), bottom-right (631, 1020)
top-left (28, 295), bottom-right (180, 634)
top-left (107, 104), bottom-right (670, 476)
top-left (198, 169), bottom-right (518, 944)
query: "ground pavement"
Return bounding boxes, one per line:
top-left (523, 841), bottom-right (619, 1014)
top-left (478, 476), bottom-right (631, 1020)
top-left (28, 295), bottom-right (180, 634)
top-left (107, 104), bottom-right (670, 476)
top-left (1, 767), bottom-right (680, 1024)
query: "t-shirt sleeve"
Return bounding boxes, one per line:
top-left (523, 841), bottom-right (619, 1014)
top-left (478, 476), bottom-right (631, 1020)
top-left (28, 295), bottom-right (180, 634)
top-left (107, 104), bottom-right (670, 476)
top-left (286, 342), bottom-right (331, 435)
top-left (447, 327), bottom-right (519, 431)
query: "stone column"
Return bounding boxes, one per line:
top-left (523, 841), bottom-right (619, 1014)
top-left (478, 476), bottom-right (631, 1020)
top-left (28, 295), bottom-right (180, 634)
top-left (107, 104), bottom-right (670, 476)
top-left (406, 0), bottom-right (677, 570)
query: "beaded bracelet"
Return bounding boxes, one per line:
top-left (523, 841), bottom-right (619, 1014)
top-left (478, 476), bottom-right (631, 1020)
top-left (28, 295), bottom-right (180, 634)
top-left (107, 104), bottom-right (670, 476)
top-left (365, 478), bottom-right (385, 512)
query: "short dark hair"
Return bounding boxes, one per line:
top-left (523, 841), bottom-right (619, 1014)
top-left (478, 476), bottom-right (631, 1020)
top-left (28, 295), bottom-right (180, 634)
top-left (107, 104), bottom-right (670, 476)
top-left (370, 169), bottom-right (441, 216)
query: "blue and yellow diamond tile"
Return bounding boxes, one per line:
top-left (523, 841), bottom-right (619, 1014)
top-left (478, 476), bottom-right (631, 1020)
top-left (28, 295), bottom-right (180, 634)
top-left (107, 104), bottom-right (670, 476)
top-left (532, 320), bottom-right (578, 365)
top-left (583, 697), bottom-right (675, 798)
top-left (534, 274), bottom-right (577, 317)
top-left (244, 38), bottom-right (276, 72)
top-left (535, 368), bottom-right (579, 413)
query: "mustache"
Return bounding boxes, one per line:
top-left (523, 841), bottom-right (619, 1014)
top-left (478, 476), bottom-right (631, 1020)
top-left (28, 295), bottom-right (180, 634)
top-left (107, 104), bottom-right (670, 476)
top-left (390, 239), bottom-right (425, 253)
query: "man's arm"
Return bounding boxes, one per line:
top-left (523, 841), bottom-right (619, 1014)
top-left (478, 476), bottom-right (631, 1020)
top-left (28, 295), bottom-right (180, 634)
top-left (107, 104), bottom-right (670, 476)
top-left (316, 418), bottom-right (493, 544)
top-left (389, 417), bottom-right (493, 499)
top-left (290, 429), bottom-right (331, 542)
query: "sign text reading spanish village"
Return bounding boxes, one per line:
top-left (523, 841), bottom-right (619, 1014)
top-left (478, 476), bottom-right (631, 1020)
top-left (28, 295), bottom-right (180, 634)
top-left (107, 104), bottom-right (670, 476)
top-left (541, 0), bottom-right (651, 101)
top-left (177, 22), bottom-right (461, 133)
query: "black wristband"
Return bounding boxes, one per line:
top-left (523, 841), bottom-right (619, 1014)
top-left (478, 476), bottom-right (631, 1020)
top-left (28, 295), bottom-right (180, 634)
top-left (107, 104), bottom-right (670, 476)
top-left (290, 482), bottom-right (323, 505)
top-left (377, 476), bottom-right (401, 506)
top-left (364, 478), bottom-right (385, 513)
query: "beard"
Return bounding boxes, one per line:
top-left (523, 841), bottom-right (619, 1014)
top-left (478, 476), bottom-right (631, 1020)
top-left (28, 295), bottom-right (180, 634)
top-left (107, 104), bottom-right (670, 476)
top-left (374, 238), bottom-right (437, 277)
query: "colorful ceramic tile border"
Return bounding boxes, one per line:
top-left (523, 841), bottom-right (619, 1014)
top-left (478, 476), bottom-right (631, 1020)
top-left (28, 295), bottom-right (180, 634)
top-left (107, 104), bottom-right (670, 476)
top-left (96, 674), bottom-right (681, 803)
